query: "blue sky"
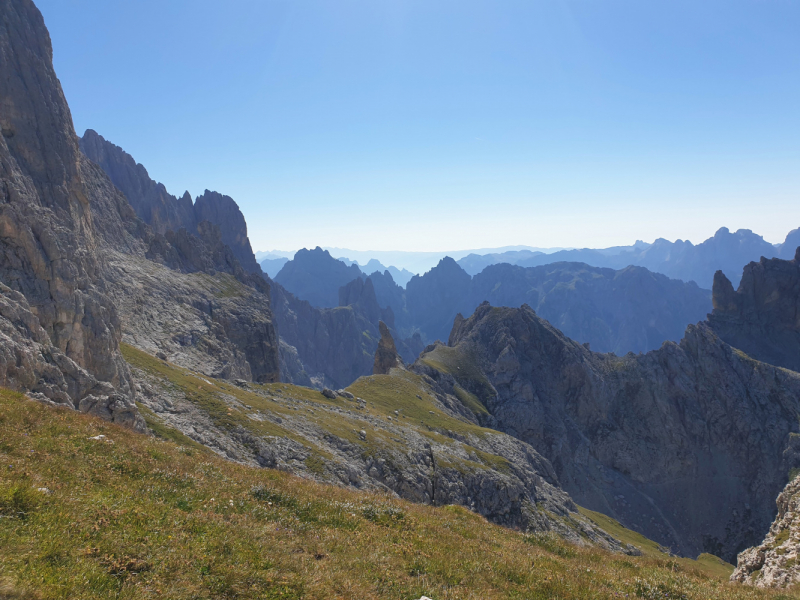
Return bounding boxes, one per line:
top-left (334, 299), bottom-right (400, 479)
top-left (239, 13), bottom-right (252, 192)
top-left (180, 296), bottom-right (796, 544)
top-left (38, 0), bottom-right (800, 252)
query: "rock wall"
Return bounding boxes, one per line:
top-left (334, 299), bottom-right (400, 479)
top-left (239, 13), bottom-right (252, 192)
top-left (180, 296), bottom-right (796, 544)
top-left (709, 249), bottom-right (800, 372)
top-left (0, 0), bottom-right (143, 428)
top-left (80, 132), bottom-right (261, 274)
top-left (79, 129), bottom-right (195, 236)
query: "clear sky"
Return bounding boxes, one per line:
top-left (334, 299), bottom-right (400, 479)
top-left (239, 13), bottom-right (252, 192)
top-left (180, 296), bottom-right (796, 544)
top-left (37, 0), bottom-right (800, 252)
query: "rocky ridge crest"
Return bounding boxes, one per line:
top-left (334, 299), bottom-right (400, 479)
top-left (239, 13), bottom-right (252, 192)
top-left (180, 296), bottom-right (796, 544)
top-left (709, 248), bottom-right (800, 372)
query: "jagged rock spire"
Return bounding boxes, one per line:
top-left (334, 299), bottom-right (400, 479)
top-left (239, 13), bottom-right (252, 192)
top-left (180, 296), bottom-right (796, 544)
top-left (373, 321), bottom-right (403, 375)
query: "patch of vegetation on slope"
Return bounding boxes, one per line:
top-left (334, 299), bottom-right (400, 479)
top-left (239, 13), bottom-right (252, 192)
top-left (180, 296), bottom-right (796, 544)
top-left (418, 344), bottom-right (495, 409)
top-left (122, 344), bottom-right (511, 477)
top-left (578, 507), bottom-right (736, 579)
top-left (0, 390), bottom-right (791, 600)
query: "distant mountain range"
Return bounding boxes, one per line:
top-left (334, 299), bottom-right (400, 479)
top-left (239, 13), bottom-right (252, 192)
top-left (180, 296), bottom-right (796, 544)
top-left (257, 245), bottom-right (571, 279)
top-left (457, 228), bottom-right (800, 289)
top-left (273, 249), bottom-right (713, 355)
top-left (261, 228), bottom-right (798, 291)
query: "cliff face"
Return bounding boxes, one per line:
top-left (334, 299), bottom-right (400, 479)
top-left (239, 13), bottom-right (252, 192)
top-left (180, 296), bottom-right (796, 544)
top-left (0, 0), bottom-right (143, 429)
top-left (80, 131), bottom-right (262, 276)
top-left (79, 129), bottom-right (195, 236)
top-left (193, 190), bottom-right (261, 274)
top-left (708, 249), bottom-right (800, 373)
top-left (416, 299), bottom-right (800, 561)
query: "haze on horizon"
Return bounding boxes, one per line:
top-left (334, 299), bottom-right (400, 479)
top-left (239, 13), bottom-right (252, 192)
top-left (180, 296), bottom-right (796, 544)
top-left (37, 0), bottom-right (800, 252)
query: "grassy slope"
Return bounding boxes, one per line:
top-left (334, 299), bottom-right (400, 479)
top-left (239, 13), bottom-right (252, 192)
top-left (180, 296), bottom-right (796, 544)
top-left (122, 344), bottom-right (514, 475)
top-left (1, 390), bottom-right (796, 600)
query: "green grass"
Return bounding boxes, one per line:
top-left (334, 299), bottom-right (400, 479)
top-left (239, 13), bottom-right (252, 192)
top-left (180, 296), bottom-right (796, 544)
top-left (123, 344), bottom-right (517, 478)
top-left (0, 389), bottom-right (793, 599)
top-left (419, 345), bottom-right (496, 405)
top-left (578, 507), bottom-right (736, 580)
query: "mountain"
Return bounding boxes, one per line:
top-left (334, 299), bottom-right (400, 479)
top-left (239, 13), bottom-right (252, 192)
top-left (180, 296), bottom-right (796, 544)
top-left (458, 250), bottom-right (545, 276)
top-left (455, 229), bottom-right (793, 290)
top-left (511, 228), bottom-right (786, 289)
top-left (321, 246), bottom-right (570, 275)
top-left (709, 248), bottom-right (800, 372)
top-left (357, 258), bottom-right (415, 287)
top-left (414, 289), bottom-right (800, 561)
top-left (392, 258), bottom-right (712, 355)
top-left (778, 228), bottom-right (800, 259)
top-left (470, 262), bottom-right (711, 355)
top-left (80, 130), bottom-right (262, 275)
top-left (259, 256), bottom-right (288, 277)
top-left (274, 247), bottom-right (363, 308)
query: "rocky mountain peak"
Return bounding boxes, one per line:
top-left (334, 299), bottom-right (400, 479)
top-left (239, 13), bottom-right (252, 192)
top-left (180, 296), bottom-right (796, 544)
top-left (193, 190), bottom-right (260, 273)
top-left (80, 129), bottom-right (196, 236)
top-left (708, 251), bottom-right (800, 372)
top-left (275, 247), bottom-right (363, 308)
top-left (373, 321), bottom-right (403, 375)
top-left (339, 276), bottom-right (381, 324)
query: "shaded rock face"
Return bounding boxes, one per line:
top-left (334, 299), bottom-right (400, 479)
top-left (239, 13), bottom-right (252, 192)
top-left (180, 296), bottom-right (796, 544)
top-left (271, 279), bottom-right (420, 389)
top-left (421, 301), bottom-right (800, 561)
top-left (779, 230), bottom-right (800, 259)
top-left (0, 0), bottom-right (143, 429)
top-left (373, 321), bottom-right (403, 375)
top-left (193, 190), bottom-right (260, 274)
top-left (269, 281), bottom-right (375, 389)
top-left (339, 277), bottom-right (381, 325)
top-left (79, 132), bottom-right (261, 275)
top-left (386, 258), bottom-right (711, 355)
top-left (274, 247), bottom-right (363, 308)
top-left (709, 250), bottom-right (800, 372)
top-left (405, 257), bottom-right (472, 341)
top-left (732, 476), bottom-right (800, 588)
top-left (79, 129), bottom-right (195, 236)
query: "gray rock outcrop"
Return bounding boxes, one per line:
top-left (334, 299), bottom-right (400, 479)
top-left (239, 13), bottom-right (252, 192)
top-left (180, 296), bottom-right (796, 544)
top-left (709, 249), bottom-right (800, 372)
top-left (79, 129), bottom-right (195, 236)
top-left (373, 321), bottom-right (403, 375)
top-left (79, 131), bottom-right (262, 275)
top-left (732, 476), bottom-right (800, 588)
top-left (415, 298), bottom-right (800, 561)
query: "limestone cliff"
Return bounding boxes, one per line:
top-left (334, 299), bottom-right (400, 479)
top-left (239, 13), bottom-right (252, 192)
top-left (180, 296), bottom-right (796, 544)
top-left (0, 0), bottom-right (143, 429)
top-left (415, 299), bottom-right (800, 561)
top-left (709, 248), bottom-right (800, 372)
top-left (79, 129), bottom-right (195, 236)
top-left (80, 131), bottom-right (262, 275)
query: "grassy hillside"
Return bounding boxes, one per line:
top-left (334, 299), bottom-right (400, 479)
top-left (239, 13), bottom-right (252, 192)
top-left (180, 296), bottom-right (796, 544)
top-left (1, 389), bottom-right (796, 599)
top-left (122, 343), bottom-right (531, 482)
